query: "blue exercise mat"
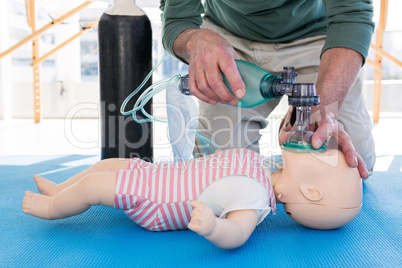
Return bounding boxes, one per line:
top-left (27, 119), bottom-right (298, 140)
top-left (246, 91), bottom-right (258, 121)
top-left (1, 154), bottom-right (401, 267)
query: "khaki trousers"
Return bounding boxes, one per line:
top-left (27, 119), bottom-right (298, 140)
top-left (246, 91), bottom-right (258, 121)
top-left (195, 18), bottom-right (376, 171)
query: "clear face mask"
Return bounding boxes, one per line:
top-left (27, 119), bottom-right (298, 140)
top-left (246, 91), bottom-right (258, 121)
top-left (282, 130), bottom-right (329, 153)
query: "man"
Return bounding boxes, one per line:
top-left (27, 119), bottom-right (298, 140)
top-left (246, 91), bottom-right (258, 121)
top-left (160, 0), bottom-right (375, 178)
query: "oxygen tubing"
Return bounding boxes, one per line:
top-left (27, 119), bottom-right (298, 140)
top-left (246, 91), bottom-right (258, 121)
top-left (120, 50), bottom-right (221, 157)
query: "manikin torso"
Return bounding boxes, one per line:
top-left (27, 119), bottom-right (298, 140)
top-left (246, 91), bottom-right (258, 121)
top-left (272, 148), bottom-right (362, 230)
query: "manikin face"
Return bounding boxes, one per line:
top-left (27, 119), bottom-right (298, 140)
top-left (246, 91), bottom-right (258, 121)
top-left (274, 149), bottom-right (362, 230)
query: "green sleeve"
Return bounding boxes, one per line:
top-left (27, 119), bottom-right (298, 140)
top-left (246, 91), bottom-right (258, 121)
top-left (160, 0), bottom-right (204, 58)
top-left (322, 0), bottom-right (375, 64)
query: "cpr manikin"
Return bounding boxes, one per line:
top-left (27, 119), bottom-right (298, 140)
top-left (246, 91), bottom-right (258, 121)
top-left (273, 148), bottom-right (362, 230)
top-left (22, 147), bottom-right (362, 249)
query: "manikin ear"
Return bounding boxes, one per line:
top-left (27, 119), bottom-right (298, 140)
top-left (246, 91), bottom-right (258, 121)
top-left (299, 184), bottom-right (323, 202)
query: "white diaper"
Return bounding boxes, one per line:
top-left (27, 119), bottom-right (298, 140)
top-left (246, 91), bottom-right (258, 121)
top-left (197, 175), bottom-right (272, 224)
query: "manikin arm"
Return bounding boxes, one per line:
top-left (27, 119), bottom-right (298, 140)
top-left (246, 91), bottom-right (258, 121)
top-left (188, 201), bottom-right (259, 249)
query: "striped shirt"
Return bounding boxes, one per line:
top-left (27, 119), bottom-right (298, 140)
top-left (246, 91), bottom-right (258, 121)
top-left (114, 148), bottom-right (276, 231)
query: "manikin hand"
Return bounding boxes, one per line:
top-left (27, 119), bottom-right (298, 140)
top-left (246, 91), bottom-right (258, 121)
top-left (188, 201), bottom-right (217, 236)
top-left (279, 111), bottom-right (369, 179)
top-left (173, 28), bottom-right (245, 106)
top-left (188, 201), bottom-right (259, 249)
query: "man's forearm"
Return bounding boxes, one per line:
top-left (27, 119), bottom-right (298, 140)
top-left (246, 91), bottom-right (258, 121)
top-left (314, 47), bottom-right (364, 117)
top-left (172, 28), bottom-right (200, 63)
top-left (171, 26), bottom-right (244, 105)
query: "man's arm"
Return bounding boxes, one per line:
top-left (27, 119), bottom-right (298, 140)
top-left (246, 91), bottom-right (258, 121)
top-left (161, 0), bottom-right (245, 106)
top-left (310, 47), bottom-right (369, 178)
top-left (315, 47), bottom-right (363, 114)
top-left (173, 28), bottom-right (245, 106)
top-left (159, 0), bottom-right (204, 58)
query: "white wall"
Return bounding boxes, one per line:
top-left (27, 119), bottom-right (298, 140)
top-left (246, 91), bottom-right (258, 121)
top-left (13, 81), bottom-right (100, 118)
top-left (55, 0), bottom-right (81, 83)
top-left (363, 80), bottom-right (402, 114)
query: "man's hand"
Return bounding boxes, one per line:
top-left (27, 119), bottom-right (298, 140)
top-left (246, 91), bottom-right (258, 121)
top-left (279, 111), bottom-right (369, 179)
top-left (173, 28), bottom-right (245, 105)
top-left (280, 47), bottom-right (370, 179)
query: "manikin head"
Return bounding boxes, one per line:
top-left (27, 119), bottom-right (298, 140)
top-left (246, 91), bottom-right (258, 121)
top-left (272, 148), bottom-right (362, 230)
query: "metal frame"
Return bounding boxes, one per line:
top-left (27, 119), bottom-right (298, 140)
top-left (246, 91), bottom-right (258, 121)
top-left (0, 0), bottom-right (97, 123)
top-left (367, 0), bottom-right (402, 123)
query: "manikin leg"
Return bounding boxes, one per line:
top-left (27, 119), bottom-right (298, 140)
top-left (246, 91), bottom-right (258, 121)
top-left (23, 171), bottom-right (116, 219)
top-left (34, 158), bottom-right (130, 196)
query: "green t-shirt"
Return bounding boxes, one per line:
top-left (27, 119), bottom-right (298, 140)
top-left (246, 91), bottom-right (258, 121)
top-left (160, 0), bottom-right (374, 62)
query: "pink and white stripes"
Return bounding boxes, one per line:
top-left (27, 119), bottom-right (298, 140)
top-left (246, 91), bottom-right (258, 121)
top-left (114, 148), bottom-right (276, 231)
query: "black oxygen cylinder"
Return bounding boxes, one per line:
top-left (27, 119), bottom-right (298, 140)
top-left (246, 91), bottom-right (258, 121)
top-left (98, 0), bottom-right (153, 161)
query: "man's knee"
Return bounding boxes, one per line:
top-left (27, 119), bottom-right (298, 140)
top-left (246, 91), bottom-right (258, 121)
top-left (356, 135), bottom-right (376, 172)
